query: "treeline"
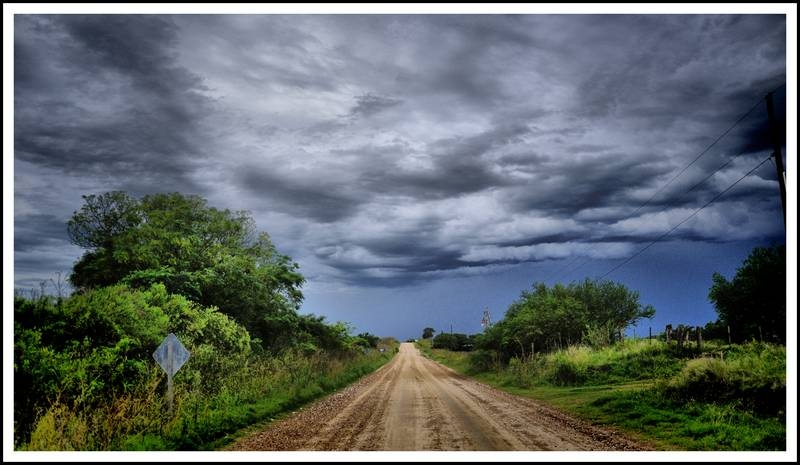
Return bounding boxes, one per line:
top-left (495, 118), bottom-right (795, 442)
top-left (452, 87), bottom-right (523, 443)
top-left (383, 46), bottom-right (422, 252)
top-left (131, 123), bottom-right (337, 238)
top-left (63, 191), bottom-right (349, 352)
top-left (14, 191), bottom-right (385, 449)
top-left (419, 278), bottom-right (655, 357)
top-left (415, 244), bottom-right (786, 450)
top-left (706, 244), bottom-right (785, 344)
top-left (473, 279), bottom-right (655, 365)
top-left (422, 243), bottom-right (785, 369)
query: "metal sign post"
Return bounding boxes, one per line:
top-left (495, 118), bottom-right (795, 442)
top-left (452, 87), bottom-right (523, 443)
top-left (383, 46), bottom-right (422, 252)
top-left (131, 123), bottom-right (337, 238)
top-left (153, 333), bottom-right (190, 417)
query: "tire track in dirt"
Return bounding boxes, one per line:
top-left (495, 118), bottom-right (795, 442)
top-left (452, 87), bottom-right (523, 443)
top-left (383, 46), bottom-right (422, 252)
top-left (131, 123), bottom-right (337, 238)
top-left (225, 343), bottom-right (651, 451)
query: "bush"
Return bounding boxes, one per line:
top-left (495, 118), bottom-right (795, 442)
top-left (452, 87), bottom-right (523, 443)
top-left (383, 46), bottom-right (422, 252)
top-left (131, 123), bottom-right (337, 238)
top-left (14, 283), bottom-right (251, 447)
top-left (433, 333), bottom-right (474, 351)
top-left (660, 342), bottom-right (785, 416)
top-left (546, 350), bottom-right (588, 386)
top-left (468, 349), bottom-right (500, 372)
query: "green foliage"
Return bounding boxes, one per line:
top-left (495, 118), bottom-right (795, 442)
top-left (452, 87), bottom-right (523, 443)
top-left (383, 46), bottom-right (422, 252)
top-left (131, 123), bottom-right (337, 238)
top-left (659, 342), bottom-right (785, 417)
top-left (708, 244), bottom-right (785, 343)
top-left (432, 332), bottom-right (475, 351)
top-left (583, 388), bottom-right (785, 450)
top-left (583, 321), bottom-right (617, 348)
top-left (355, 332), bottom-right (380, 348)
top-left (422, 337), bottom-right (785, 451)
top-left (422, 327), bottom-right (435, 339)
top-left (498, 340), bottom-right (684, 388)
top-left (18, 189), bottom-right (396, 450)
top-left (67, 191), bottom-right (142, 250)
top-left (13, 284), bottom-right (251, 447)
top-left (701, 319), bottom-right (730, 343)
top-left (477, 279), bottom-right (655, 361)
top-left (66, 191), bottom-right (310, 351)
top-left (19, 341), bottom-right (397, 451)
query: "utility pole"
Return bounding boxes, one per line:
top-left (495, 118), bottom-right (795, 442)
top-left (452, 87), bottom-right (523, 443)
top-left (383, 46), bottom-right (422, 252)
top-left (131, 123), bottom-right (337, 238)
top-left (765, 91), bottom-right (787, 229)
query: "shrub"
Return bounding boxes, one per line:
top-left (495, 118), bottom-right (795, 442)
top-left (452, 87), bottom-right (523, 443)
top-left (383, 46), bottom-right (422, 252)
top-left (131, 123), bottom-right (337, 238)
top-left (660, 342), bottom-right (785, 416)
top-left (14, 283), bottom-right (251, 447)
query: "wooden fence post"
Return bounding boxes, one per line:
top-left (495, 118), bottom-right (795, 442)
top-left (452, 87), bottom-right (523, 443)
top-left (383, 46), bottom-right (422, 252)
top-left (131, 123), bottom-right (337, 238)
top-left (696, 326), bottom-right (702, 352)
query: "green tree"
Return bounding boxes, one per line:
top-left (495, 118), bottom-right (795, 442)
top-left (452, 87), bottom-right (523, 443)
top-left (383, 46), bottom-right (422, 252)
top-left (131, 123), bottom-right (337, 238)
top-left (13, 283), bottom-right (250, 446)
top-left (475, 279), bottom-right (655, 361)
top-left (432, 332), bottom-right (474, 351)
top-left (572, 278), bottom-right (655, 345)
top-left (422, 327), bottom-right (435, 339)
top-left (66, 191), bottom-right (305, 351)
top-left (708, 244), bottom-right (785, 343)
top-left (356, 332), bottom-right (381, 348)
top-left (67, 191), bottom-right (142, 249)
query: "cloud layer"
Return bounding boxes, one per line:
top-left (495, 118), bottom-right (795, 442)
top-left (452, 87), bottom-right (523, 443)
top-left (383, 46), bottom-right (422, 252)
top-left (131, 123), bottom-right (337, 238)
top-left (13, 14), bottom-right (786, 291)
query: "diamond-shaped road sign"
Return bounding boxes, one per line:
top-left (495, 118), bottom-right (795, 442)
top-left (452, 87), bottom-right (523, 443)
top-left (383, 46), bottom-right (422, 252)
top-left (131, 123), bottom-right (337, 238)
top-left (153, 333), bottom-right (190, 377)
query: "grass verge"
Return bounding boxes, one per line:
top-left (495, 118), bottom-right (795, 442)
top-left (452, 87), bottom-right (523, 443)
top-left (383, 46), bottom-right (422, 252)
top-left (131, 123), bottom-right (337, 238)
top-left (23, 343), bottom-right (398, 451)
top-left (415, 339), bottom-right (785, 451)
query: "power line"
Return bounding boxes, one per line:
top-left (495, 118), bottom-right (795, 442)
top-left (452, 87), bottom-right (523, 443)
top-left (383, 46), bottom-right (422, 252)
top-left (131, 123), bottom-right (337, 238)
top-left (684, 156), bottom-right (737, 196)
top-left (547, 254), bottom-right (580, 282)
top-left (548, 84), bottom-right (785, 286)
top-left (629, 94), bottom-right (767, 217)
top-left (555, 254), bottom-right (593, 283)
top-left (597, 154), bottom-right (773, 281)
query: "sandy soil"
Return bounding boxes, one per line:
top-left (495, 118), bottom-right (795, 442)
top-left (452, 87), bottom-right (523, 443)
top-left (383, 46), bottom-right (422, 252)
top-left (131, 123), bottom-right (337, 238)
top-left (225, 342), bottom-right (651, 451)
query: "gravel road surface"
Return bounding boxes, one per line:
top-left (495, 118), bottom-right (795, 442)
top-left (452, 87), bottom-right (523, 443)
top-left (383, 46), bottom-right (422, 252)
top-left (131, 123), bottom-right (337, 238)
top-left (225, 342), bottom-right (650, 451)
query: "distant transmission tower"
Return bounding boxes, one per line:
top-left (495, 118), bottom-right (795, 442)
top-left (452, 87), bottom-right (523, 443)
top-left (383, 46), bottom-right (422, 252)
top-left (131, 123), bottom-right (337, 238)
top-left (481, 307), bottom-right (491, 330)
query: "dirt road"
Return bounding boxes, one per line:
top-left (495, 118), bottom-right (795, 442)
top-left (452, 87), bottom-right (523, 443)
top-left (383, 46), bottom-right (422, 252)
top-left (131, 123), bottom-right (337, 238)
top-left (226, 343), bottom-right (649, 451)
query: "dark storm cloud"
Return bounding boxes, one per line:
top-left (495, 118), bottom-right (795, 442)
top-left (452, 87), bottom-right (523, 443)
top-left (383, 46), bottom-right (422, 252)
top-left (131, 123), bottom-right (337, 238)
top-left (355, 124), bottom-right (527, 199)
top-left (14, 15), bottom-right (212, 194)
top-left (505, 152), bottom-right (671, 214)
top-left (348, 94), bottom-right (403, 118)
top-left (317, 244), bottom-right (472, 288)
top-left (567, 15), bottom-right (785, 122)
top-left (13, 212), bottom-right (83, 292)
top-left (13, 214), bottom-right (70, 252)
top-left (12, 12), bottom-right (787, 291)
top-left (240, 167), bottom-right (364, 223)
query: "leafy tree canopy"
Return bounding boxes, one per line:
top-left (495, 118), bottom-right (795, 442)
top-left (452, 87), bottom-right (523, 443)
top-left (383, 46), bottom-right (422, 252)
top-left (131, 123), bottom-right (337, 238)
top-left (13, 283), bottom-right (250, 444)
top-left (708, 244), bottom-right (785, 343)
top-left (476, 279), bottom-right (655, 361)
top-left (67, 191), bottom-right (305, 350)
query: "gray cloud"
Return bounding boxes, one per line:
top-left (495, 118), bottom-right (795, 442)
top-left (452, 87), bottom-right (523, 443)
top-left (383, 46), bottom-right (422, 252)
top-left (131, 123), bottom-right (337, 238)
top-left (14, 15), bottom-right (213, 195)
top-left (13, 13), bottom-right (787, 292)
top-left (505, 152), bottom-right (672, 214)
top-left (348, 94), bottom-right (403, 118)
top-left (13, 214), bottom-right (69, 252)
top-left (239, 165), bottom-right (365, 223)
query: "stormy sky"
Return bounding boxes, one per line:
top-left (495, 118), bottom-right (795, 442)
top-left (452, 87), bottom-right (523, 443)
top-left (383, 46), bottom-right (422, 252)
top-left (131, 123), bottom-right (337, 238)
top-left (9, 10), bottom-right (792, 341)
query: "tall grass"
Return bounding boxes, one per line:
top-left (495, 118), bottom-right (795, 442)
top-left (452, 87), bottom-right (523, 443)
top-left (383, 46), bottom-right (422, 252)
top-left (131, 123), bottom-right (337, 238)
top-left (417, 338), bottom-right (786, 450)
top-left (21, 345), bottom-right (396, 451)
top-left (657, 341), bottom-right (786, 417)
top-left (501, 338), bottom-right (685, 387)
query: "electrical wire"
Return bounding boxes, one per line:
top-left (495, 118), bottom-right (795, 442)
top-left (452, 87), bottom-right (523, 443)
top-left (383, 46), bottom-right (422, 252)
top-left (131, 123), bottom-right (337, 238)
top-left (628, 90), bottom-right (774, 217)
top-left (597, 155), bottom-right (773, 281)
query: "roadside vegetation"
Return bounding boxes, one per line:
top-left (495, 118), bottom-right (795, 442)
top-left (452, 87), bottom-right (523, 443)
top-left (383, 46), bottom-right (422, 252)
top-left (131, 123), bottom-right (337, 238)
top-left (417, 244), bottom-right (786, 451)
top-left (14, 191), bottom-right (397, 450)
